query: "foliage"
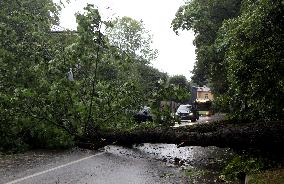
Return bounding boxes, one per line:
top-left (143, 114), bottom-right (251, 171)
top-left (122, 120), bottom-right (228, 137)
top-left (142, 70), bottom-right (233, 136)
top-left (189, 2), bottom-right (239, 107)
top-left (221, 155), bottom-right (265, 181)
top-left (216, 0), bottom-right (284, 121)
top-left (0, 0), bottom-right (70, 151)
top-left (172, 0), bottom-right (241, 94)
top-left (0, 0), bottom-right (198, 153)
top-left (136, 64), bottom-right (167, 95)
top-left (37, 4), bottom-right (149, 137)
top-left (105, 16), bottom-right (190, 126)
top-left (0, 1), bottom-right (173, 151)
top-left (168, 75), bottom-right (190, 90)
top-left (173, 0), bottom-right (284, 121)
top-left (246, 169), bottom-right (284, 184)
top-left (105, 16), bottom-right (158, 63)
top-left (212, 94), bottom-right (231, 113)
top-left (184, 168), bottom-right (211, 183)
top-left (150, 79), bottom-right (190, 125)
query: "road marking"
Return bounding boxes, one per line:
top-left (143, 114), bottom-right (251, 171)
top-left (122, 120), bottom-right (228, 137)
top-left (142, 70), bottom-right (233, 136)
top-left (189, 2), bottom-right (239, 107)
top-left (5, 152), bottom-right (104, 184)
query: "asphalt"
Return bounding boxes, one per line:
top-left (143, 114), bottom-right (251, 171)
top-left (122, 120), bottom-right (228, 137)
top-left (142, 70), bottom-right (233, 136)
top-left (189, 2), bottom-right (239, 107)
top-left (0, 114), bottom-right (235, 184)
top-left (1, 143), bottom-right (236, 184)
top-left (1, 147), bottom-right (191, 184)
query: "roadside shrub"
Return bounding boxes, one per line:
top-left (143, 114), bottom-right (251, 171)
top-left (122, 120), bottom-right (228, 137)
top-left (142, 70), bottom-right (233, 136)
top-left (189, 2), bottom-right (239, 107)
top-left (24, 122), bottom-right (75, 149)
top-left (221, 155), bottom-right (265, 181)
top-left (0, 119), bottom-right (74, 152)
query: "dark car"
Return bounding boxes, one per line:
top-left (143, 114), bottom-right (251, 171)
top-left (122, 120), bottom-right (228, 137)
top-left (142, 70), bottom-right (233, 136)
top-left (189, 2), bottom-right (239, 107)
top-left (134, 106), bottom-right (153, 123)
top-left (175, 104), bottom-right (199, 122)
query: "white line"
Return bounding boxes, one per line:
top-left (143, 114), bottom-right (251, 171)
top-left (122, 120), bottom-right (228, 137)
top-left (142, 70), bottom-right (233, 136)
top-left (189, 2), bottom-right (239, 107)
top-left (5, 152), bottom-right (104, 184)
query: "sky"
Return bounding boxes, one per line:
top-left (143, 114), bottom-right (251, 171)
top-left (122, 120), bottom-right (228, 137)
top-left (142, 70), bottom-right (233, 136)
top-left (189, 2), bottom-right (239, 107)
top-left (56, 0), bottom-right (196, 80)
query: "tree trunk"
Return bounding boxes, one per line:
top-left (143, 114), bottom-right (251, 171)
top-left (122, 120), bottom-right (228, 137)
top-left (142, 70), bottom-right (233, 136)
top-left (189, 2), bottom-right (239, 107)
top-left (93, 121), bottom-right (284, 150)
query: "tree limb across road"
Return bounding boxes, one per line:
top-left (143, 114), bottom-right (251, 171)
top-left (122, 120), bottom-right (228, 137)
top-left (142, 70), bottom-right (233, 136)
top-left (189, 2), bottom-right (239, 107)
top-left (92, 120), bottom-right (284, 150)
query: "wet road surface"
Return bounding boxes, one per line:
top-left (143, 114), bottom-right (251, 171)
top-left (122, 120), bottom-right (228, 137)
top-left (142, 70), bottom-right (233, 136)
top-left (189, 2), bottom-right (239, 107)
top-left (173, 113), bottom-right (225, 127)
top-left (1, 143), bottom-right (235, 184)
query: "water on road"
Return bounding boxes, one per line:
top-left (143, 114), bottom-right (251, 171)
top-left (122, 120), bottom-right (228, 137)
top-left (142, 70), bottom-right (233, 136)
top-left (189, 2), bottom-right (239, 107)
top-left (1, 143), bottom-right (236, 184)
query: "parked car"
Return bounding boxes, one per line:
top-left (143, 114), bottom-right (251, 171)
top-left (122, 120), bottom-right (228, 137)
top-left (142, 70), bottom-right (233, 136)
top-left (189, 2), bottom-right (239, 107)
top-left (175, 104), bottom-right (199, 122)
top-left (134, 106), bottom-right (153, 123)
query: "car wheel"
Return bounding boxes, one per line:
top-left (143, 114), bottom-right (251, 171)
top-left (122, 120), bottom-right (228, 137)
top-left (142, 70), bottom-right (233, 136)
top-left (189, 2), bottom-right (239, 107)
top-left (191, 118), bottom-right (196, 122)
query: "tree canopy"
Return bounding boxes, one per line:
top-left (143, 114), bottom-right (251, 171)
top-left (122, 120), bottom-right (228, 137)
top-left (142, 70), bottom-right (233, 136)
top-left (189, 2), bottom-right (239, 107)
top-left (217, 0), bottom-right (284, 120)
top-left (105, 16), bottom-right (158, 63)
top-left (168, 75), bottom-right (189, 90)
top-left (172, 0), bottom-right (283, 121)
top-left (172, 0), bottom-right (241, 93)
top-left (0, 1), bottom-right (182, 151)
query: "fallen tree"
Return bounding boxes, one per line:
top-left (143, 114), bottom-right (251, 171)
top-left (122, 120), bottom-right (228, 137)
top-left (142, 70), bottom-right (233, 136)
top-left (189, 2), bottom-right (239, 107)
top-left (82, 120), bottom-right (284, 151)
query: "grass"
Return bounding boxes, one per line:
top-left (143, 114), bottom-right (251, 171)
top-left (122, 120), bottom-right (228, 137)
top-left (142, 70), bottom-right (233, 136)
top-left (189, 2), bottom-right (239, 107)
top-left (247, 168), bottom-right (284, 184)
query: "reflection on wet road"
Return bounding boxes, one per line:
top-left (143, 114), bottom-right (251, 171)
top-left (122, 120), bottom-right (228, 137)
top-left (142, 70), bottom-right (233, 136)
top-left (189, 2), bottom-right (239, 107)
top-left (1, 143), bottom-right (235, 184)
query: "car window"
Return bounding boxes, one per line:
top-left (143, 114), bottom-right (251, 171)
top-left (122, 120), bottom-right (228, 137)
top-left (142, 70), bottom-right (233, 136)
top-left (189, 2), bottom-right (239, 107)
top-left (177, 105), bottom-right (191, 112)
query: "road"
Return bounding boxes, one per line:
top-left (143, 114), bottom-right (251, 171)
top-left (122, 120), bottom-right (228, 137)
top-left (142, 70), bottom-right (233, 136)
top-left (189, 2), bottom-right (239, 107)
top-left (0, 144), bottom-right (235, 184)
top-left (173, 113), bottom-right (226, 127)
top-left (1, 147), bottom-right (190, 184)
top-left (1, 114), bottom-right (234, 184)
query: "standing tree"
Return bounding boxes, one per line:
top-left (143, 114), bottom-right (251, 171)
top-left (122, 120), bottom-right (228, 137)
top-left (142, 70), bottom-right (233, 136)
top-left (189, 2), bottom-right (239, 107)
top-left (172, 0), bottom-right (283, 121)
top-left (105, 16), bottom-right (158, 63)
top-left (216, 0), bottom-right (284, 121)
top-left (105, 16), bottom-right (161, 106)
top-left (169, 75), bottom-right (190, 90)
top-left (172, 0), bottom-right (242, 94)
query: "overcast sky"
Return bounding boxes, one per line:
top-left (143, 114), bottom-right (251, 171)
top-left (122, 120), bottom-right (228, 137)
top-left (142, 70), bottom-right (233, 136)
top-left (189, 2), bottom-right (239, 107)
top-left (56, 0), bottom-right (196, 80)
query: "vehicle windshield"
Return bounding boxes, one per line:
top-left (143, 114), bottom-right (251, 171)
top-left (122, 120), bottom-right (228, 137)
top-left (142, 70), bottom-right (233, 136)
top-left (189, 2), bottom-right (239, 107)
top-left (176, 105), bottom-right (191, 113)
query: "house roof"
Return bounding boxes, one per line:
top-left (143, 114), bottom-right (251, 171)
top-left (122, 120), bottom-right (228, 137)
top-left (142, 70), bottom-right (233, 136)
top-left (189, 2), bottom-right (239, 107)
top-left (196, 86), bottom-right (211, 92)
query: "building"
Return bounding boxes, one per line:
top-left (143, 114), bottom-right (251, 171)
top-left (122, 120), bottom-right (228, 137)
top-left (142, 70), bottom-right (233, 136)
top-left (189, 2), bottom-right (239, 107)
top-left (191, 86), bottom-right (214, 116)
top-left (196, 86), bottom-right (213, 101)
top-left (190, 86), bottom-right (214, 103)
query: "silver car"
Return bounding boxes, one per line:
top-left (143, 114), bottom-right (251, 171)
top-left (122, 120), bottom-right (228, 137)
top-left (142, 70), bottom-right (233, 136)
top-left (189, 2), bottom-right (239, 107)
top-left (175, 104), bottom-right (199, 122)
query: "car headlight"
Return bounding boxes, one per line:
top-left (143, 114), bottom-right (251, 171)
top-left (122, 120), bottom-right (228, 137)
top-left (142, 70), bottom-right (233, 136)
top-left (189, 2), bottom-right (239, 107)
top-left (189, 113), bottom-right (193, 116)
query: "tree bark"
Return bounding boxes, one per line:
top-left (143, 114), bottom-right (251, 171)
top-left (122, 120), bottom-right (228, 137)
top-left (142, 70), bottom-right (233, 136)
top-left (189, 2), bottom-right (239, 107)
top-left (93, 121), bottom-right (284, 150)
